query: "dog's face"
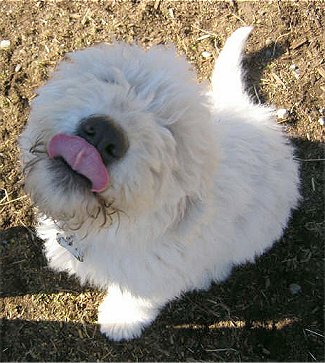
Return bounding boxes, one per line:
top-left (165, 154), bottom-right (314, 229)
top-left (20, 43), bottom-right (217, 230)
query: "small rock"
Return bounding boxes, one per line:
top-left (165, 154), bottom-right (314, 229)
top-left (276, 108), bottom-right (290, 120)
top-left (318, 117), bottom-right (325, 126)
top-left (265, 38), bottom-right (272, 46)
top-left (201, 51), bottom-right (212, 59)
top-left (289, 283), bottom-right (302, 295)
top-left (15, 64), bottom-right (22, 72)
top-left (0, 39), bottom-right (11, 49)
top-left (294, 70), bottom-right (301, 79)
top-left (262, 347), bottom-right (271, 356)
top-left (168, 8), bottom-right (174, 18)
top-left (289, 64), bottom-right (300, 78)
top-left (319, 107), bottom-right (325, 116)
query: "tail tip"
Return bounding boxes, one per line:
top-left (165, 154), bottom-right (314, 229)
top-left (229, 26), bottom-right (254, 43)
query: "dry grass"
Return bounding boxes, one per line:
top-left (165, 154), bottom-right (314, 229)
top-left (0, 1), bottom-right (324, 361)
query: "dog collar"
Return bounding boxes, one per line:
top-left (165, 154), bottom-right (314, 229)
top-left (56, 233), bottom-right (84, 262)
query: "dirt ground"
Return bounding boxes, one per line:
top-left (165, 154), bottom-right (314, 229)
top-left (0, 0), bottom-right (324, 361)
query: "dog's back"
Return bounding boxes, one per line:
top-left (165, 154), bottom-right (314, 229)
top-left (207, 27), bottom-right (300, 270)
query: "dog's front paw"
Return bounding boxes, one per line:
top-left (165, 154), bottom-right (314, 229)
top-left (98, 288), bottom-right (160, 341)
top-left (99, 318), bottom-right (145, 342)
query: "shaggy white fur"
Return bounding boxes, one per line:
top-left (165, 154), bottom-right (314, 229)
top-left (19, 27), bottom-right (300, 341)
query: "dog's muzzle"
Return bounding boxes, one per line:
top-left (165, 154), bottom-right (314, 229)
top-left (47, 115), bottom-right (129, 192)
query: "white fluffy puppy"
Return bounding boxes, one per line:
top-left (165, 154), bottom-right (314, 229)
top-left (19, 27), bottom-right (300, 341)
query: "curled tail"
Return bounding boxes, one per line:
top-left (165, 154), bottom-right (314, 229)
top-left (211, 26), bottom-right (253, 109)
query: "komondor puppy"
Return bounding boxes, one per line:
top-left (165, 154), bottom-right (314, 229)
top-left (19, 27), bottom-right (300, 341)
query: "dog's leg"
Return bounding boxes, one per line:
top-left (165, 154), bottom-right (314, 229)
top-left (43, 235), bottom-right (79, 274)
top-left (98, 285), bottom-right (161, 341)
top-left (37, 216), bottom-right (78, 274)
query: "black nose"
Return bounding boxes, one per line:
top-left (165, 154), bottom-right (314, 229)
top-left (77, 115), bottom-right (129, 165)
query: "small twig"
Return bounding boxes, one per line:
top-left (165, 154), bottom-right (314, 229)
top-left (294, 157), bottom-right (325, 162)
top-left (0, 188), bottom-right (12, 204)
top-left (18, 219), bottom-right (37, 238)
top-left (197, 34), bottom-right (212, 41)
top-left (272, 72), bottom-right (287, 89)
top-left (0, 195), bottom-right (27, 206)
top-left (272, 31), bottom-right (292, 57)
top-left (253, 86), bottom-right (261, 104)
top-left (153, 0), bottom-right (161, 10)
top-left (205, 348), bottom-right (238, 353)
top-left (229, 12), bottom-right (247, 25)
top-left (304, 328), bottom-right (324, 339)
top-left (9, 259), bottom-right (27, 265)
top-left (192, 25), bottom-right (218, 39)
top-left (308, 351), bottom-right (317, 361)
top-left (290, 38), bottom-right (308, 50)
top-left (277, 118), bottom-right (290, 124)
top-left (317, 67), bottom-right (325, 79)
top-left (311, 177), bottom-right (315, 192)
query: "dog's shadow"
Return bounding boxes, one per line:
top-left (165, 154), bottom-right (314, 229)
top-left (243, 41), bottom-right (286, 103)
top-left (0, 226), bottom-right (83, 297)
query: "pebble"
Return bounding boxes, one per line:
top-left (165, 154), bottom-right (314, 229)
top-left (289, 64), bottom-right (300, 78)
top-left (289, 283), bottom-right (302, 295)
top-left (15, 64), bottom-right (22, 72)
top-left (168, 8), bottom-right (174, 18)
top-left (201, 51), bottom-right (212, 59)
top-left (0, 39), bottom-right (11, 49)
top-left (319, 107), bottom-right (325, 116)
top-left (265, 38), bottom-right (272, 46)
top-left (289, 64), bottom-right (298, 71)
top-left (276, 108), bottom-right (290, 120)
top-left (318, 117), bottom-right (325, 126)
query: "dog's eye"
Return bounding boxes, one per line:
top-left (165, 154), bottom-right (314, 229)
top-left (103, 78), bottom-right (115, 84)
top-left (102, 76), bottom-right (119, 85)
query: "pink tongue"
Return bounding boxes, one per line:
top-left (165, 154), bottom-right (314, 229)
top-left (48, 134), bottom-right (109, 192)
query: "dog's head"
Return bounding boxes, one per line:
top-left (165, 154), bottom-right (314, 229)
top-left (19, 43), bottom-right (217, 230)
